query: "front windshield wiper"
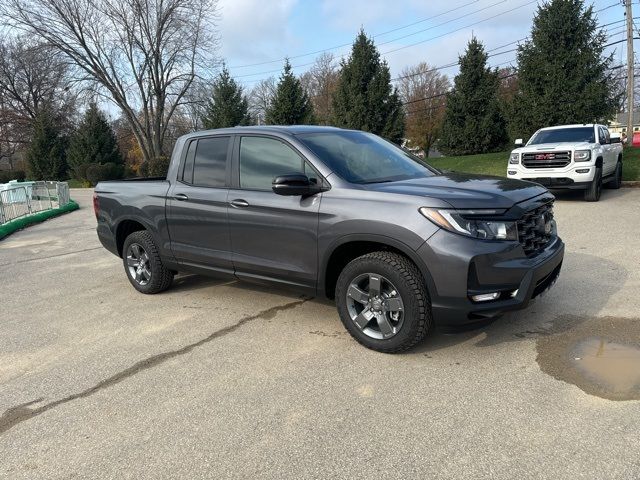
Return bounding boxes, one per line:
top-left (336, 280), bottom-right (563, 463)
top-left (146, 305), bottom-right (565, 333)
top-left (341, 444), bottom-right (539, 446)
top-left (361, 179), bottom-right (394, 184)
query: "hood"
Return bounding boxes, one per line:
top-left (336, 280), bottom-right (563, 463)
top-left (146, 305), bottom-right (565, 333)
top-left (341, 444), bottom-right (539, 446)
top-left (364, 172), bottom-right (547, 209)
top-left (517, 141), bottom-right (592, 152)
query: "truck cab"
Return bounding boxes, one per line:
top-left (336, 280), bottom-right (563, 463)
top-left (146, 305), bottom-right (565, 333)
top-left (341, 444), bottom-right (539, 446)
top-left (507, 124), bottom-right (623, 201)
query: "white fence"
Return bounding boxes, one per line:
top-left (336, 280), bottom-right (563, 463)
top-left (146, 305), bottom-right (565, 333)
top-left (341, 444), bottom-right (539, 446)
top-left (0, 181), bottom-right (71, 225)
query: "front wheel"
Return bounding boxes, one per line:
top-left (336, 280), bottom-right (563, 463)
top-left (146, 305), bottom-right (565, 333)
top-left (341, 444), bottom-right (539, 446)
top-left (584, 167), bottom-right (602, 202)
top-left (335, 251), bottom-right (432, 353)
top-left (122, 230), bottom-right (174, 294)
top-left (607, 161), bottom-right (622, 189)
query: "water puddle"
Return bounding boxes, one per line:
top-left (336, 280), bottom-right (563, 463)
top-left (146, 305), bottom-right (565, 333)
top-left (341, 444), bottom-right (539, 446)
top-left (536, 316), bottom-right (640, 401)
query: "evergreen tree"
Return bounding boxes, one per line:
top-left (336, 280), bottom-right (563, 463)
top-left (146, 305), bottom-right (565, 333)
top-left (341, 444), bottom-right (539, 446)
top-left (513, 0), bottom-right (616, 138)
top-left (331, 30), bottom-right (404, 143)
top-left (202, 65), bottom-right (251, 129)
top-left (67, 103), bottom-right (122, 179)
top-left (439, 38), bottom-right (508, 155)
top-left (265, 60), bottom-right (315, 125)
top-left (26, 107), bottom-right (68, 180)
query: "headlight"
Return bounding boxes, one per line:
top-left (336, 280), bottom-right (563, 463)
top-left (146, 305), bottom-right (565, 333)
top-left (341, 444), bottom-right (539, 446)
top-left (574, 150), bottom-right (591, 162)
top-left (419, 208), bottom-right (518, 241)
top-left (509, 152), bottom-right (520, 164)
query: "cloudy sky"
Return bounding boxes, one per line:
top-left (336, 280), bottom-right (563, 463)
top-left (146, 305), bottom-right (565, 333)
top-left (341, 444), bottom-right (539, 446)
top-left (217, 0), bottom-right (627, 89)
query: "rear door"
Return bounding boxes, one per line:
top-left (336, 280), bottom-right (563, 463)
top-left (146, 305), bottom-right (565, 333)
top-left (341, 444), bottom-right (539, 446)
top-left (601, 126), bottom-right (617, 174)
top-left (227, 135), bottom-right (322, 291)
top-left (166, 135), bottom-right (234, 274)
top-left (598, 126), bottom-right (615, 175)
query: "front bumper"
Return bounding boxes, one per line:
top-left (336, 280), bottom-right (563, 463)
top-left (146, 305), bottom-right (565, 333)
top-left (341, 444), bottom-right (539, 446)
top-left (508, 163), bottom-right (595, 188)
top-left (417, 230), bottom-right (564, 326)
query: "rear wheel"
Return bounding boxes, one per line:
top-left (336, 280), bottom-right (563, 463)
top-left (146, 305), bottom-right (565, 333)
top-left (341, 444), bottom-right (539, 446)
top-left (335, 251), bottom-right (432, 353)
top-left (584, 167), bottom-right (602, 202)
top-left (122, 230), bottom-right (173, 294)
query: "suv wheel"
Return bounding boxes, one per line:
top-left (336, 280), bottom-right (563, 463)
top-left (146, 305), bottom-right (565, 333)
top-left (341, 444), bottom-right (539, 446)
top-left (122, 230), bottom-right (174, 294)
top-left (607, 161), bottom-right (623, 189)
top-left (335, 251), bottom-right (432, 353)
top-left (584, 167), bottom-right (602, 202)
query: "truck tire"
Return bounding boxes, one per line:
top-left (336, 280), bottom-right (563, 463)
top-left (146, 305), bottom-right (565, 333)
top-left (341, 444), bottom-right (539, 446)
top-left (335, 251), bottom-right (432, 353)
top-left (122, 230), bottom-right (174, 294)
top-left (606, 160), bottom-right (623, 189)
top-left (584, 167), bottom-right (602, 202)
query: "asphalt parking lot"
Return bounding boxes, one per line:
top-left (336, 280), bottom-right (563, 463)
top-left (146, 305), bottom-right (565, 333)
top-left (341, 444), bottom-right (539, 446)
top-left (1, 187), bottom-right (639, 479)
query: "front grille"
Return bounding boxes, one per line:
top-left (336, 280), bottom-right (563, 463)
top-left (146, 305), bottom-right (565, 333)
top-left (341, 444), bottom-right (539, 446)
top-left (522, 151), bottom-right (571, 169)
top-left (517, 201), bottom-right (554, 257)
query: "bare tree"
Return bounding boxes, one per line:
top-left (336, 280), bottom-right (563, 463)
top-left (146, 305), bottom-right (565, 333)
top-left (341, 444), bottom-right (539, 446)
top-left (248, 77), bottom-right (276, 125)
top-left (300, 52), bottom-right (339, 125)
top-left (398, 62), bottom-right (450, 157)
top-left (2, 0), bottom-right (219, 164)
top-left (0, 37), bottom-right (76, 169)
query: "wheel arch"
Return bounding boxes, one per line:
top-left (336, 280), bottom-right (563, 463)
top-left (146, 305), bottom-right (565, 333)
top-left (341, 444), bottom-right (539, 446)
top-left (320, 234), bottom-right (436, 300)
top-left (595, 156), bottom-right (603, 169)
top-left (116, 218), bottom-right (149, 257)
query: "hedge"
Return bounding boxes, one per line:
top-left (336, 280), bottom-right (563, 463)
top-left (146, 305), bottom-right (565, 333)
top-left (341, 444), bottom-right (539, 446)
top-left (0, 200), bottom-right (79, 240)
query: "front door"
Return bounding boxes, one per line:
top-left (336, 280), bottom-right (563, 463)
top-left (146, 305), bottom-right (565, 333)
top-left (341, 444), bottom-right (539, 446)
top-left (166, 135), bottom-right (234, 274)
top-left (227, 135), bottom-right (321, 291)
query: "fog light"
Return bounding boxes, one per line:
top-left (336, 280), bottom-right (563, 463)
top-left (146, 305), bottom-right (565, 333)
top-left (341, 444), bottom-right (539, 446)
top-left (508, 170), bottom-right (517, 175)
top-left (575, 168), bottom-right (590, 174)
top-left (510, 289), bottom-right (519, 298)
top-left (471, 292), bottom-right (500, 302)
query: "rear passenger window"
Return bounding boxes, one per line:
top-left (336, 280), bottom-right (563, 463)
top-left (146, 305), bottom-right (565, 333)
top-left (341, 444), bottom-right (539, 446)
top-left (240, 136), bottom-right (305, 190)
top-left (181, 140), bottom-right (197, 183)
top-left (192, 136), bottom-right (230, 187)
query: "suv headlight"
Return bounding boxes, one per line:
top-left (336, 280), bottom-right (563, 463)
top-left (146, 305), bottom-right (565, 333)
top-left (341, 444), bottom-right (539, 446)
top-left (574, 150), bottom-right (591, 162)
top-left (419, 208), bottom-right (518, 241)
top-left (509, 152), bottom-right (520, 164)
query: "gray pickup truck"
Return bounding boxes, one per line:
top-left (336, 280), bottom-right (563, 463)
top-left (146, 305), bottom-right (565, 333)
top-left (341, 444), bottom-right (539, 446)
top-left (95, 126), bottom-right (564, 352)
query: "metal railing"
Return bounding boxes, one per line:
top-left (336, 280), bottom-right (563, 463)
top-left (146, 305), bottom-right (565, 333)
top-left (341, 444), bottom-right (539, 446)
top-left (0, 181), bottom-right (71, 225)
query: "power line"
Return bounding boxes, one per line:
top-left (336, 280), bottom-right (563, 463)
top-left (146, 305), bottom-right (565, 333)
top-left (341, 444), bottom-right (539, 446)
top-left (228, 0), bottom-right (482, 69)
top-left (380, 0), bottom-right (538, 56)
top-left (595, 2), bottom-right (620, 13)
top-left (234, 0), bottom-right (512, 79)
top-left (237, 0), bottom-right (537, 83)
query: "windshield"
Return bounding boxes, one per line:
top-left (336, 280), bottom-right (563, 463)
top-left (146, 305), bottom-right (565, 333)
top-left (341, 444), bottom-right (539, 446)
top-left (296, 131), bottom-right (437, 184)
top-left (529, 127), bottom-right (595, 145)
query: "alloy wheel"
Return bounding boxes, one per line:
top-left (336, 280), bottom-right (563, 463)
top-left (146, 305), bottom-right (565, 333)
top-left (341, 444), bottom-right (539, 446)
top-left (346, 273), bottom-right (405, 340)
top-left (126, 243), bottom-right (152, 285)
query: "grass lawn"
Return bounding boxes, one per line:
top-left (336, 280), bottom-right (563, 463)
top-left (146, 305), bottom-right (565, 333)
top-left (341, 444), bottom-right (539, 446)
top-left (428, 147), bottom-right (640, 181)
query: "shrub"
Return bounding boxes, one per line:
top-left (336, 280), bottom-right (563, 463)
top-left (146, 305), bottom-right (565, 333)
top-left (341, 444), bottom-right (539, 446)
top-left (85, 162), bottom-right (124, 186)
top-left (0, 170), bottom-right (27, 183)
top-left (147, 156), bottom-right (170, 177)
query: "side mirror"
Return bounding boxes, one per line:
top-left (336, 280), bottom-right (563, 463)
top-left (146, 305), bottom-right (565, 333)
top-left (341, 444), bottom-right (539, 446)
top-left (272, 174), bottom-right (321, 196)
top-left (514, 138), bottom-right (524, 147)
top-left (610, 135), bottom-right (621, 144)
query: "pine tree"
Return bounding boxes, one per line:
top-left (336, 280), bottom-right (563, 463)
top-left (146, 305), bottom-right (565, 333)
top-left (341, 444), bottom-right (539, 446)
top-left (331, 30), bottom-right (404, 143)
top-left (439, 38), bottom-right (508, 155)
top-left (265, 60), bottom-right (315, 125)
top-left (26, 108), bottom-right (68, 180)
top-left (513, 0), bottom-right (616, 138)
top-left (202, 65), bottom-right (251, 129)
top-left (67, 103), bottom-right (122, 179)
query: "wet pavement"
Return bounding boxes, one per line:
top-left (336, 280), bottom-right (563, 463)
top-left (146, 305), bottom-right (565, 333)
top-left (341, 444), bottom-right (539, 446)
top-left (536, 316), bottom-right (640, 401)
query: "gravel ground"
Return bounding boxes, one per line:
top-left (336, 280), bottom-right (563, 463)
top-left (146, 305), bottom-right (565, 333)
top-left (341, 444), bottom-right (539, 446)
top-left (0, 187), bottom-right (638, 479)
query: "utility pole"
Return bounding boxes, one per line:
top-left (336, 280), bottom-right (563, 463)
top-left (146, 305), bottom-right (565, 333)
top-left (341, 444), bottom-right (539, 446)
top-left (626, 0), bottom-right (634, 137)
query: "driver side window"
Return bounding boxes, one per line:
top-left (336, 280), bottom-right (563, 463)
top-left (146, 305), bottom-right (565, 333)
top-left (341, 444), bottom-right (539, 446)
top-left (239, 136), bottom-right (309, 190)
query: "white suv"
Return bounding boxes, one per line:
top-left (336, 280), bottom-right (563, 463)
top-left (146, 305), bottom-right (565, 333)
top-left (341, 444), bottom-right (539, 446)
top-left (507, 124), bottom-right (623, 201)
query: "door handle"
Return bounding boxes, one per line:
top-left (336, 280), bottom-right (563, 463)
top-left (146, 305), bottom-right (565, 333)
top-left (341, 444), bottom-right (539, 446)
top-left (174, 193), bottom-right (189, 201)
top-left (230, 199), bottom-right (250, 208)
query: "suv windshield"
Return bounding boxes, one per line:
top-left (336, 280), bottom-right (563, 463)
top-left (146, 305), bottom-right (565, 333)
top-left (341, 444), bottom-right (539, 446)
top-left (296, 131), bottom-right (436, 184)
top-left (529, 127), bottom-right (595, 145)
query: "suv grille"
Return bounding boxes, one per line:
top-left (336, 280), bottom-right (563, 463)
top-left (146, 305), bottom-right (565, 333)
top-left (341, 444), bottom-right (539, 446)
top-left (522, 151), bottom-right (571, 169)
top-left (517, 202), bottom-right (554, 257)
